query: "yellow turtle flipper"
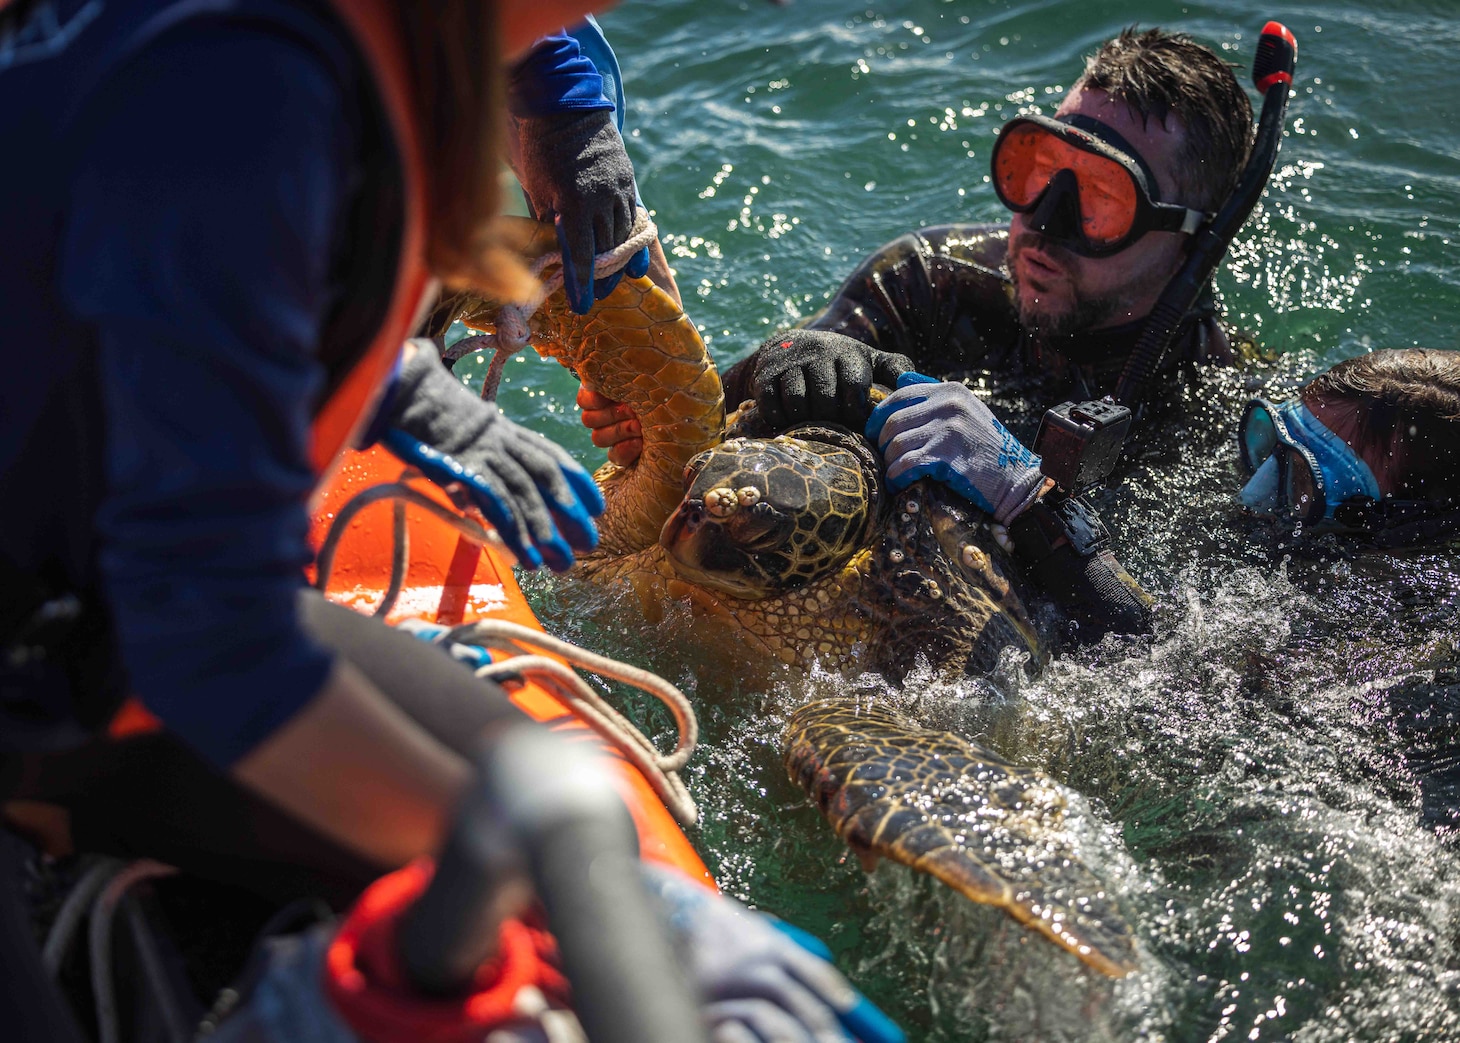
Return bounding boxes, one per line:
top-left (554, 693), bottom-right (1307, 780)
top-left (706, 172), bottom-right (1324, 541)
top-left (456, 217), bottom-right (724, 558)
top-left (784, 700), bottom-right (1138, 978)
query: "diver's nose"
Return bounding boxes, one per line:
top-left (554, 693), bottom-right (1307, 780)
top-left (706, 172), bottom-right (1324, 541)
top-left (1026, 167), bottom-right (1083, 242)
top-left (1239, 455), bottom-right (1282, 516)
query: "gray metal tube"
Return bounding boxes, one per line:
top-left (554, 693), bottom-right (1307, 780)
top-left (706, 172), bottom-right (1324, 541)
top-left (398, 723), bottom-right (708, 1043)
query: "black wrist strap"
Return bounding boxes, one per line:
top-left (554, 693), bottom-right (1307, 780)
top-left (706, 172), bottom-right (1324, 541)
top-left (1008, 496), bottom-right (1150, 640)
top-left (1008, 495), bottom-right (1110, 564)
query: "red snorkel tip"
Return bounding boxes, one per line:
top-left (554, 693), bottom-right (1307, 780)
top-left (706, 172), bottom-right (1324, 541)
top-left (1253, 21), bottom-right (1297, 93)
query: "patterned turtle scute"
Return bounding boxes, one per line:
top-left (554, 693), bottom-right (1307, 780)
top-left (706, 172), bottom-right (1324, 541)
top-left (458, 220), bottom-right (724, 559)
top-left (784, 701), bottom-right (1138, 978)
top-left (855, 482), bottom-right (1039, 680)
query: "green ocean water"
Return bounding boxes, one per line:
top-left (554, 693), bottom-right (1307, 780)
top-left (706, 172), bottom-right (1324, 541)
top-left (472, 3), bottom-right (1460, 1040)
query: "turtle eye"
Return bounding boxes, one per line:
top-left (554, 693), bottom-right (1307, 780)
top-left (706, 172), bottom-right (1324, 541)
top-left (682, 454), bottom-right (708, 490)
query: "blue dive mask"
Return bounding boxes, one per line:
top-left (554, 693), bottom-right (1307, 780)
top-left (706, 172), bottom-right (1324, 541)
top-left (1237, 398), bottom-right (1380, 526)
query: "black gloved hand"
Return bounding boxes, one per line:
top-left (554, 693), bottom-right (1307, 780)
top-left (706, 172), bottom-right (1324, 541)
top-left (384, 341), bottom-right (604, 571)
top-left (749, 329), bottom-right (914, 430)
top-left (511, 108), bottom-right (646, 315)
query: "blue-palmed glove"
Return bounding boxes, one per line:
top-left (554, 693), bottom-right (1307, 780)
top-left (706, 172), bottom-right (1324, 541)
top-left (644, 865), bottom-right (906, 1043)
top-left (865, 372), bottom-right (1045, 525)
top-left (511, 108), bottom-right (651, 315)
top-left (382, 341), bottom-right (604, 571)
top-left (749, 329), bottom-right (915, 430)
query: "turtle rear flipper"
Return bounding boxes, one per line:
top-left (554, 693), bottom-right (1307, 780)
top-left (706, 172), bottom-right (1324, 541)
top-left (784, 700), bottom-right (1137, 978)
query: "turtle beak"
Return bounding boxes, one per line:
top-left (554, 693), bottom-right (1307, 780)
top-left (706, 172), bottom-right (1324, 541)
top-left (660, 498), bottom-right (706, 550)
top-left (660, 497), bottom-right (784, 600)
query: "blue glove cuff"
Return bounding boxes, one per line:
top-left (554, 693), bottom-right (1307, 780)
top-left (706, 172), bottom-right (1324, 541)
top-left (508, 32), bottom-right (615, 118)
top-left (379, 427), bottom-right (546, 571)
top-left (895, 371), bottom-right (939, 388)
top-left (766, 920), bottom-right (906, 1043)
top-left (863, 370), bottom-right (938, 441)
top-left (840, 994), bottom-right (908, 1043)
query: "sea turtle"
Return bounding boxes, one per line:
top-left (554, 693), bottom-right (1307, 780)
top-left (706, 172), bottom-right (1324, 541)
top-left (453, 221), bottom-right (1138, 976)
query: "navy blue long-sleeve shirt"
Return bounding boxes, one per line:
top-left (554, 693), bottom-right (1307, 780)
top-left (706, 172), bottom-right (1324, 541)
top-left (1, 0), bottom-right (374, 764)
top-left (0, 0), bottom-right (619, 767)
top-left (509, 17), bottom-right (620, 121)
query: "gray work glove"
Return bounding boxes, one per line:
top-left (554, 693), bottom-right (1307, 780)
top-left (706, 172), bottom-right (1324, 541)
top-left (383, 341), bottom-right (604, 571)
top-left (865, 372), bottom-right (1044, 524)
top-left (749, 329), bottom-right (914, 430)
top-left (644, 865), bottom-right (906, 1043)
top-left (511, 109), bottom-right (649, 315)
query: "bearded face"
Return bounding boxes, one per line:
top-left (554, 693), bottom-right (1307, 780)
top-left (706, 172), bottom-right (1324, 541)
top-left (1003, 87), bottom-right (1194, 344)
top-left (1006, 232), bottom-right (1124, 339)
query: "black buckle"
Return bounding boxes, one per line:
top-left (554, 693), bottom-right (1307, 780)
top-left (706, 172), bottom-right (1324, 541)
top-left (1051, 496), bottom-right (1110, 557)
top-left (1009, 494), bottom-right (1109, 563)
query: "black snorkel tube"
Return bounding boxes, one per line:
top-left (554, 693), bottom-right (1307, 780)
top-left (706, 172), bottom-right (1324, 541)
top-left (1112, 21), bottom-right (1298, 411)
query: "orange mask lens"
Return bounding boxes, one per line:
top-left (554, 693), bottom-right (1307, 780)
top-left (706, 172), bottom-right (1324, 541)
top-left (993, 124), bottom-right (1140, 244)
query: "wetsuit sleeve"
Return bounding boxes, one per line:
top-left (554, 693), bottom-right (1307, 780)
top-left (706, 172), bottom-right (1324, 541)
top-left (723, 225), bottom-right (1020, 399)
top-left (56, 26), bottom-right (354, 767)
top-left (508, 28), bottom-right (614, 117)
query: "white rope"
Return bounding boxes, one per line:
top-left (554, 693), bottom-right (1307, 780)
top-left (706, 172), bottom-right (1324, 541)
top-left (440, 207), bottom-right (660, 401)
top-left (88, 860), bottom-right (177, 1043)
top-left (529, 205), bottom-right (660, 312)
top-left (442, 619), bottom-right (699, 828)
top-left (42, 856), bottom-right (126, 976)
top-left (321, 476), bottom-right (699, 823)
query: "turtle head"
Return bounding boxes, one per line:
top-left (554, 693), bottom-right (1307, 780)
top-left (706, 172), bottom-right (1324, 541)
top-left (659, 425), bottom-right (883, 599)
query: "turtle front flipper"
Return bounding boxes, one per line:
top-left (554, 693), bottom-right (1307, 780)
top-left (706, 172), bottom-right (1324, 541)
top-left (456, 217), bottom-right (723, 559)
top-left (784, 700), bottom-right (1137, 978)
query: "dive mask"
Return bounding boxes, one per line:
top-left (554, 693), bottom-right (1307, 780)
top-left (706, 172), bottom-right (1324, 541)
top-left (991, 113), bottom-right (1210, 257)
top-left (1237, 398), bottom-right (1380, 526)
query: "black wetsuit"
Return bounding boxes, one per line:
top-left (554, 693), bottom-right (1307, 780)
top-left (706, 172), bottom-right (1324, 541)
top-left (725, 223), bottom-right (1239, 435)
top-left (723, 224), bottom-right (1246, 641)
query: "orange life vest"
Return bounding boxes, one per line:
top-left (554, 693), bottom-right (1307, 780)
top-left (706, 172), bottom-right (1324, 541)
top-left (309, 0), bottom-right (436, 476)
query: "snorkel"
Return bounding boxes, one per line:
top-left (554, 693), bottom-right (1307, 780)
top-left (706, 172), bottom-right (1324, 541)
top-left (1023, 23), bottom-right (1298, 582)
top-left (1112, 21), bottom-right (1298, 410)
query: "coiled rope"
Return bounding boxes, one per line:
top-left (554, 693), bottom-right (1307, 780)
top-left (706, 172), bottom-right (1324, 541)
top-left (442, 206), bottom-right (659, 401)
top-left (47, 859), bottom-right (182, 1043)
top-left (42, 856), bottom-right (195, 1043)
top-left (443, 618), bottom-right (697, 827)
top-left (314, 479), bottom-right (699, 828)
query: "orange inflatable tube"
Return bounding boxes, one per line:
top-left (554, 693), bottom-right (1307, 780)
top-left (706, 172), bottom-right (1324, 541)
top-left (308, 445), bottom-right (713, 887)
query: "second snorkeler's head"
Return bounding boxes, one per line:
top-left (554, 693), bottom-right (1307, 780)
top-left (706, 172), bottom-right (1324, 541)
top-left (1238, 348), bottom-right (1460, 543)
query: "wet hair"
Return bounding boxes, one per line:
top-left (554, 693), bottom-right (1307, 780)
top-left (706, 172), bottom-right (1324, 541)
top-left (1076, 27), bottom-right (1253, 212)
top-left (1303, 349), bottom-right (1460, 501)
top-left (398, 1), bottom-right (536, 302)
